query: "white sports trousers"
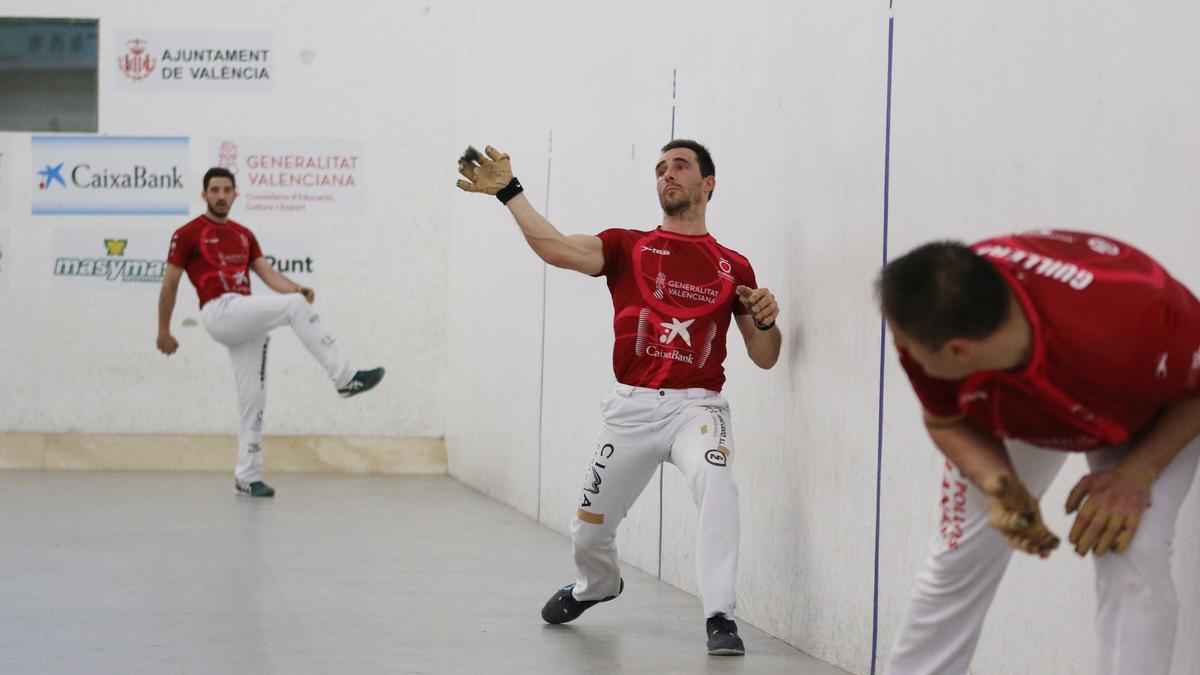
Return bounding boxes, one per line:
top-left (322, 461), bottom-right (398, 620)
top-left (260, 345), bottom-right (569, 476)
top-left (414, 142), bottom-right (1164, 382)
top-left (887, 437), bottom-right (1200, 675)
top-left (201, 292), bottom-right (355, 483)
top-left (569, 383), bottom-right (741, 619)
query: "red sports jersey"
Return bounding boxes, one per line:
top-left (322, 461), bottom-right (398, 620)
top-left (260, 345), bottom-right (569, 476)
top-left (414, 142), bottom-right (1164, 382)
top-left (167, 215), bottom-right (263, 308)
top-left (597, 227), bottom-right (756, 392)
top-left (900, 230), bottom-right (1200, 450)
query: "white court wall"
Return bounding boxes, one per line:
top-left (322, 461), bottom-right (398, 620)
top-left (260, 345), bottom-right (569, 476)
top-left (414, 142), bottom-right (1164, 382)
top-left (446, 2), bottom-right (1200, 674)
top-left (1, 1), bottom-right (1197, 673)
top-left (0, 0), bottom-right (468, 438)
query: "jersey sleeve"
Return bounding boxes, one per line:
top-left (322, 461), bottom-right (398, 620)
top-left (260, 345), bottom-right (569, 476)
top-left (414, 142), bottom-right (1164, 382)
top-left (166, 226), bottom-right (192, 267)
top-left (732, 259), bottom-right (758, 316)
top-left (898, 346), bottom-right (962, 418)
top-left (1126, 279), bottom-right (1200, 407)
top-left (595, 228), bottom-right (627, 278)
top-left (247, 230), bottom-right (264, 261)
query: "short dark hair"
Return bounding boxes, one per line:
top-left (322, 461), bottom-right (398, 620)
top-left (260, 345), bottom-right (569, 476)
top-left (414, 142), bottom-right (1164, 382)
top-left (876, 241), bottom-right (1010, 351)
top-left (203, 167), bottom-right (236, 191)
top-left (660, 139), bottom-right (715, 201)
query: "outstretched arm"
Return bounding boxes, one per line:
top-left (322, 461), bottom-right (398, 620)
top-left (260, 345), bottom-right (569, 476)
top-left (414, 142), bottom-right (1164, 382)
top-left (157, 263), bottom-right (183, 355)
top-left (457, 145), bottom-right (604, 275)
top-left (251, 257), bottom-right (314, 303)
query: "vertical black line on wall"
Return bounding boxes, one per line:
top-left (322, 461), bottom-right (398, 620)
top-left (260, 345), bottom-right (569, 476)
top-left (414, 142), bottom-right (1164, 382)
top-left (658, 68), bottom-right (678, 580)
top-left (871, 5), bottom-right (896, 674)
top-left (537, 129), bottom-right (553, 524)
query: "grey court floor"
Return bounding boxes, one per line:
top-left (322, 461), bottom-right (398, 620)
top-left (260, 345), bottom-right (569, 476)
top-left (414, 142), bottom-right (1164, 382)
top-left (0, 471), bottom-right (849, 675)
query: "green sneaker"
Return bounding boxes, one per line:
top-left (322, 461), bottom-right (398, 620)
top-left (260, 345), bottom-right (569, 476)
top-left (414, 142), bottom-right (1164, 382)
top-left (235, 480), bottom-right (275, 497)
top-left (338, 367), bottom-right (385, 398)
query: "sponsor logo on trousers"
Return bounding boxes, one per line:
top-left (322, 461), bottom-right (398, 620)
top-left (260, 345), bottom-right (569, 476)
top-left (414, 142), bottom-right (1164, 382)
top-left (580, 443), bottom-right (614, 509)
top-left (703, 406), bottom-right (730, 467)
top-left (940, 460), bottom-right (967, 550)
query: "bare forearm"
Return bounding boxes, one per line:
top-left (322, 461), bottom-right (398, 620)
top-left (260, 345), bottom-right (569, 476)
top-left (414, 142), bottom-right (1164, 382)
top-left (1125, 396), bottom-right (1200, 478)
top-left (158, 282), bottom-right (178, 334)
top-left (262, 270), bottom-right (300, 294)
top-left (505, 193), bottom-right (595, 270)
top-left (745, 325), bottom-right (781, 369)
top-left (926, 417), bottom-right (1014, 487)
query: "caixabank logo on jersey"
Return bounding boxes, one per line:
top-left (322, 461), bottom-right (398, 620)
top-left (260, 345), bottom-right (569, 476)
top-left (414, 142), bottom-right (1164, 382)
top-left (32, 136), bottom-right (189, 216)
top-left (53, 228), bottom-right (170, 290)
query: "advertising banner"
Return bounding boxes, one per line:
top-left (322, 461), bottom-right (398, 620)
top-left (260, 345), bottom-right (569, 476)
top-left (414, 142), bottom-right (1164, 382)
top-left (210, 138), bottom-right (365, 216)
top-left (53, 227), bottom-right (171, 290)
top-left (32, 136), bottom-right (189, 216)
top-left (115, 31), bottom-right (273, 92)
top-left (252, 231), bottom-right (321, 296)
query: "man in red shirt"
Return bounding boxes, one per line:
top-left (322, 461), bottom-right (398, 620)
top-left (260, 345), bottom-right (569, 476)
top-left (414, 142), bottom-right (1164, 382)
top-left (878, 231), bottom-right (1200, 674)
top-left (457, 141), bottom-right (781, 655)
top-left (157, 168), bottom-right (384, 497)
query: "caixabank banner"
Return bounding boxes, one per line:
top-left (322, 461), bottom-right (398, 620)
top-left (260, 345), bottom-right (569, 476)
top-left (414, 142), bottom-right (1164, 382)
top-left (32, 136), bottom-right (189, 216)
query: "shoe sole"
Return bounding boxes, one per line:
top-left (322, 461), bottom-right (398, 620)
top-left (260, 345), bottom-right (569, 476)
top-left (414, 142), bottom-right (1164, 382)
top-left (233, 489), bottom-right (274, 497)
top-left (708, 648), bottom-right (745, 656)
top-left (340, 370), bottom-right (385, 399)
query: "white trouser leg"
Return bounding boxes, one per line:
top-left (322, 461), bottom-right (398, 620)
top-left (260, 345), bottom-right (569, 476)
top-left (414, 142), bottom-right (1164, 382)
top-left (667, 396), bottom-right (739, 619)
top-left (1089, 437), bottom-right (1200, 675)
top-left (887, 442), bottom-right (1067, 675)
top-left (202, 293), bottom-right (354, 388)
top-left (570, 389), bottom-right (664, 602)
top-left (227, 334), bottom-right (269, 484)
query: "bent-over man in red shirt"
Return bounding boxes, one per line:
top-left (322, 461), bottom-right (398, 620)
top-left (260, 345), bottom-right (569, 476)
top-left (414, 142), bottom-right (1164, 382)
top-left (879, 230), bottom-right (1200, 675)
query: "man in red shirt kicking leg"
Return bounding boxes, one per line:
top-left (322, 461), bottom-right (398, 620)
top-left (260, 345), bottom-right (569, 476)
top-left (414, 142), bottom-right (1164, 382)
top-left (157, 167), bottom-right (384, 498)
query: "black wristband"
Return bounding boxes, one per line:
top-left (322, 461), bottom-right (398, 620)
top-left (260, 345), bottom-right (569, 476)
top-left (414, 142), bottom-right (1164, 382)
top-left (754, 320), bottom-right (775, 331)
top-left (496, 177), bottom-right (524, 205)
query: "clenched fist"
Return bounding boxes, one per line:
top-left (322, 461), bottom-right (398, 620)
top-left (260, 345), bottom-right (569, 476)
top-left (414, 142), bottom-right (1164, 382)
top-left (157, 333), bottom-right (179, 355)
top-left (735, 285), bottom-right (778, 329)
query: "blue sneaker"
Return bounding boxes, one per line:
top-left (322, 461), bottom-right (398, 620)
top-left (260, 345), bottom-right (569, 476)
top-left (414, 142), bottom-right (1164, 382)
top-left (235, 480), bottom-right (275, 498)
top-left (338, 367), bottom-right (385, 398)
top-left (541, 578), bottom-right (623, 624)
